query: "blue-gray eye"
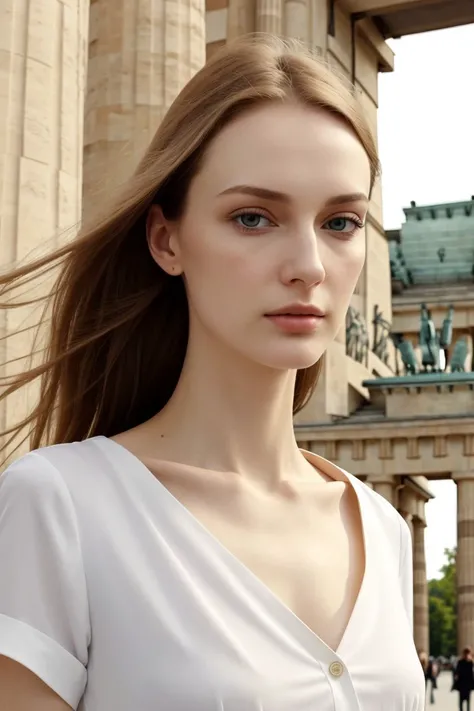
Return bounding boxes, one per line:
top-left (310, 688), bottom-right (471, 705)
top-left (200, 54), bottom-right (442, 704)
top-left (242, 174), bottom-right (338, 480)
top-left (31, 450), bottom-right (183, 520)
top-left (324, 217), bottom-right (362, 233)
top-left (235, 213), bottom-right (271, 229)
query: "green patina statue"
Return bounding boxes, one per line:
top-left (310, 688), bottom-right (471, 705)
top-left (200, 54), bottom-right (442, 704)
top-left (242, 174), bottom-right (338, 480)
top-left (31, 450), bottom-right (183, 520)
top-left (419, 303), bottom-right (440, 372)
top-left (449, 335), bottom-right (470, 372)
top-left (393, 304), bottom-right (458, 376)
top-left (349, 302), bottom-right (468, 376)
top-left (440, 305), bottom-right (454, 349)
top-left (394, 336), bottom-right (418, 375)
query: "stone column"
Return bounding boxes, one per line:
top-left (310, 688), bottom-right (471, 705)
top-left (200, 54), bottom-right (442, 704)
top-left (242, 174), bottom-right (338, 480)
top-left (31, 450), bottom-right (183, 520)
top-left (453, 472), bottom-right (474, 652)
top-left (310, 0), bottom-right (328, 55)
top-left (413, 517), bottom-right (429, 653)
top-left (367, 476), bottom-right (396, 506)
top-left (401, 512), bottom-right (414, 548)
top-left (283, 0), bottom-right (309, 42)
top-left (0, 0), bottom-right (89, 451)
top-left (399, 486), bottom-right (416, 549)
top-left (83, 0), bottom-right (206, 216)
top-left (227, 0), bottom-right (256, 39)
top-left (256, 0), bottom-right (282, 34)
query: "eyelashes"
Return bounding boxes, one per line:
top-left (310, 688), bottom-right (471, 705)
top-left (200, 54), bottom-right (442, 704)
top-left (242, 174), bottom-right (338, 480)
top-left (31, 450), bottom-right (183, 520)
top-left (324, 215), bottom-right (365, 234)
top-left (229, 209), bottom-right (366, 237)
top-left (232, 210), bottom-right (273, 231)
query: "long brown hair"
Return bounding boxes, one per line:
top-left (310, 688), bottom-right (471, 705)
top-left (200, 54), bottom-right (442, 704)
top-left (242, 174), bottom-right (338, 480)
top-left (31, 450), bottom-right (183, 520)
top-left (0, 34), bottom-right (380, 462)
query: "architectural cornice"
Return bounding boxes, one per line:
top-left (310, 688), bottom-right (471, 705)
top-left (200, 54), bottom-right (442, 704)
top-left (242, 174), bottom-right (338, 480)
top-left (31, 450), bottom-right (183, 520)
top-left (295, 424), bottom-right (474, 479)
top-left (295, 415), bottom-right (474, 437)
top-left (402, 475), bottom-right (434, 501)
top-left (340, 0), bottom-right (474, 38)
top-left (357, 18), bottom-right (394, 72)
top-left (363, 372), bottom-right (474, 389)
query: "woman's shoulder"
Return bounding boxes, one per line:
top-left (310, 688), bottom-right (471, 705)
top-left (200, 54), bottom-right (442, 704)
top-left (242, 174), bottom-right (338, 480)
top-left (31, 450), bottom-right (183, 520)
top-left (0, 443), bottom-right (81, 499)
top-left (0, 437), bottom-right (121, 509)
top-left (0, 444), bottom-right (92, 708)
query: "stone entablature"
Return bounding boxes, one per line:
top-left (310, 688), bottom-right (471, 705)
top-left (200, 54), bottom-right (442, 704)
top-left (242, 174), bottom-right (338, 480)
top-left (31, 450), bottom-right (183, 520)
top-left (404, 198), bottom-right (474, 222)
top-left (365, 373), bottom-right (474, 418)
top-left (295, 417), bottom-right (474, 478)
top-left (342, 0), bottom-right (474, 39)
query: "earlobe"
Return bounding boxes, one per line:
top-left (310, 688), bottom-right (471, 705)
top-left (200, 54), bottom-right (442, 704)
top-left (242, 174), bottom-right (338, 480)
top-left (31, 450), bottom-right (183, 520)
top-left (146, 205), bottom-right (183, 275)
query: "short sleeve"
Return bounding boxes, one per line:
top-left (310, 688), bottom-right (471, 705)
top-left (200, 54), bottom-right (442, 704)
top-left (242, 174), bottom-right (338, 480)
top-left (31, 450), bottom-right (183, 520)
top-left (0, 452), bottom-right (90, 709)
top-left (398, 516), bottom-right (414, 632)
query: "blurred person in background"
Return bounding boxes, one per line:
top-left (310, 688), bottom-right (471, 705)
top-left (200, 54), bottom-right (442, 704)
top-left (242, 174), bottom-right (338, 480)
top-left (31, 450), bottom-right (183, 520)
top-left (453, 647), bottom-right (474, 711)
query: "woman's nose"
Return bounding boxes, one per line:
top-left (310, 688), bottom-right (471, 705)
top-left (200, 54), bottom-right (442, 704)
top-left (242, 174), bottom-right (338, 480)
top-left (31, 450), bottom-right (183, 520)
top-left (280, 229), bottom-right (326, 288)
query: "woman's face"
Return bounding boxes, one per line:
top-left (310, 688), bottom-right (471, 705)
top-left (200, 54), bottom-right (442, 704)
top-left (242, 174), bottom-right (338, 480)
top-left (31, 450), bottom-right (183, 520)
top-left (149, 102), bottom-right (371, 372)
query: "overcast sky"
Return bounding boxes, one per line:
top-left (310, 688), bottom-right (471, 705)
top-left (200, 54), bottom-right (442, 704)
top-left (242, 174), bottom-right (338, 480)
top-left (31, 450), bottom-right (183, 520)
top-left (377, 24), bottom-right (474, 578)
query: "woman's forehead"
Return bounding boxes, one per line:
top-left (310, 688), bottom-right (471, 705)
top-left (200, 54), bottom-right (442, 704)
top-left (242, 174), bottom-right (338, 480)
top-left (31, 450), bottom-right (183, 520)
top-left (193, 104), bottom-right (371, 202)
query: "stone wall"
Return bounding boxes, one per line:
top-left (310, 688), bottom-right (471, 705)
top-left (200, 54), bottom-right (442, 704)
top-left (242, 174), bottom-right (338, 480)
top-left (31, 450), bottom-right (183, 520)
top-left (0, 0), bottom-right (90, 453)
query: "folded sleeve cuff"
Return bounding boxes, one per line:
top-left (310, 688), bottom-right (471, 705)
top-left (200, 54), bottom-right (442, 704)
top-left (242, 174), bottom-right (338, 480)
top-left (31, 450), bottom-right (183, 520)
top-left (0, 613), bottom-right (87, 709)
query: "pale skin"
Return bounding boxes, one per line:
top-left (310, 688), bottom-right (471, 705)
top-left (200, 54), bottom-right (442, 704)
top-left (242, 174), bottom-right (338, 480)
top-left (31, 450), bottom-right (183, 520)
top-left (1, 101), bottom-right (371, 709)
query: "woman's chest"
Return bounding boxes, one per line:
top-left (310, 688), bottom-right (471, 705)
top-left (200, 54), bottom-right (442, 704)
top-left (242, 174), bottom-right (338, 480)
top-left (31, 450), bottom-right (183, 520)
top-left (158, 477), bottom-right (365, 651)
top-left (81, 499), bottom-right (424, 711)
top-left (192, 514), bottom-right (363, 651)
top-left (84, 582), bottom-right (424, 711)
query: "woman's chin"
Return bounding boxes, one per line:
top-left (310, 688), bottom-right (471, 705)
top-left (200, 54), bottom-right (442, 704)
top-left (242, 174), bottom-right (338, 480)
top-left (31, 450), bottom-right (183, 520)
top-left (257, 346), bottom-right (324, 372)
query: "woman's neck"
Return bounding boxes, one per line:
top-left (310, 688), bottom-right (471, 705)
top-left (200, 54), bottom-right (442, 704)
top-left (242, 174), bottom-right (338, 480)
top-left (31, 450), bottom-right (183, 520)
top-left (142, 333), bottom-right (310, 487)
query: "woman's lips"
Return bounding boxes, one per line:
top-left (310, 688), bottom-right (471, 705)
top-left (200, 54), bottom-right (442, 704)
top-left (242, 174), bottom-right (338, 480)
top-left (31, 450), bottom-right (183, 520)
top-left (265, 313), bottom-right (325, 334)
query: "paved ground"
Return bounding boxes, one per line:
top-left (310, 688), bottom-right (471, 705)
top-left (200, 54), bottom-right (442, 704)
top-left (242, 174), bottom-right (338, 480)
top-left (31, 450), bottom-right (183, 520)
top-left (428, 672), bottom-right (458, 710)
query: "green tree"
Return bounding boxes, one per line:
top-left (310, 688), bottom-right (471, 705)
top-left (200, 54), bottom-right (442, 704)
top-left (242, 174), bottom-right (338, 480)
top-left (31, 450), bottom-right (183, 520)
top-left (428, 547), bottom-right (457, 657)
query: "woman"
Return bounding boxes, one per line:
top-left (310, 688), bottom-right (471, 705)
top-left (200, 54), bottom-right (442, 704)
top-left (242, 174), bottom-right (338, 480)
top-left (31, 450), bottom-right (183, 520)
top-left (454, 648), bottom-right (474, 711)
top-left (0, 35), bottom-right (424, 710)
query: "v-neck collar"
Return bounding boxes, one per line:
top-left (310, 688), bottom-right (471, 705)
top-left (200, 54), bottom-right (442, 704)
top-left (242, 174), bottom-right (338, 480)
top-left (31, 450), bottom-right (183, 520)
top-left (94, 435), bottom-right (371, 663)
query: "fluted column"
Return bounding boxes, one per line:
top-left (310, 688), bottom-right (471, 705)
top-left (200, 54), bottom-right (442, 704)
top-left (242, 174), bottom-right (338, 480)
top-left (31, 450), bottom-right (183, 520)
top-left (256, 0), bottom-right (282, 34)
top-left (0, 0), bottom-right (89, 453)
top-left (453, 472), bottom-right (474, 652)
top-left (83, 0), bottom-right (206, 216)
top-left (227, 0), bottom-right (256, 39)
top-left (413, 518), bottom-right (429, 653)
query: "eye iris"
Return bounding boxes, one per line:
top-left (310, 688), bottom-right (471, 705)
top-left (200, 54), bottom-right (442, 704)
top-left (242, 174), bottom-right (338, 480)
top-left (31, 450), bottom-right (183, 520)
top-left (329, 217), bottom-right (348, 231)
top-left (240, 214), bottom-right (262, 228)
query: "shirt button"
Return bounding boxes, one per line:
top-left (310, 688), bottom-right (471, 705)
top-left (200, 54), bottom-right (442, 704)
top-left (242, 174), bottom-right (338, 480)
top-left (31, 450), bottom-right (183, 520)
top-left (329, 661), bottom-right (344, 678)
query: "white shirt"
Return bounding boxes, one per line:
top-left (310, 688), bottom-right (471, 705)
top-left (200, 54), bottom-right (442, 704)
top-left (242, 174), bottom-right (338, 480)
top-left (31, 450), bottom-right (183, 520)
top-left (0, 436), bottom-right (425, 710)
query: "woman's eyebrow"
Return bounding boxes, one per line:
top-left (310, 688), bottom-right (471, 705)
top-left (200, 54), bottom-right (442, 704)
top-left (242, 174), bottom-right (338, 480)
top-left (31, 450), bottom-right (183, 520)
top-left (217, 185), bottom-right (369, 207)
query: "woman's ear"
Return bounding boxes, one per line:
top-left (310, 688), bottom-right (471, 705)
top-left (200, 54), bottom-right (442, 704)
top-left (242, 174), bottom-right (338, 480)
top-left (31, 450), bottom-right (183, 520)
top-left (146, 205), bottom-right (183, 275)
